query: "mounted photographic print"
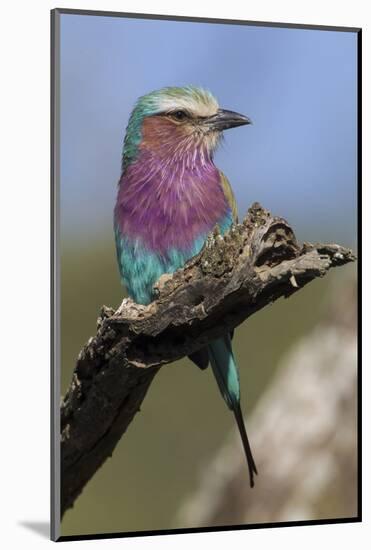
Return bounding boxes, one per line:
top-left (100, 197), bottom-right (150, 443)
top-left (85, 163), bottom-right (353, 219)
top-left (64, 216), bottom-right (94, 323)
top-left (51, 8), bottom-right (361, 542)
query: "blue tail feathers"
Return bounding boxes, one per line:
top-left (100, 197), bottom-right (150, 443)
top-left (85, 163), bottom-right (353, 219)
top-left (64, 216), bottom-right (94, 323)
top-left (208, 335), bottom-right (258, 487)
top-left (208, 335), bottom-right (240, 410)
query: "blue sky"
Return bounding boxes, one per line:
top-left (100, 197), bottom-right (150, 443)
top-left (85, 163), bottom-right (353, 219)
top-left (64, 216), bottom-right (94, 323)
top-left (60, 14), bottom-right (357, 247)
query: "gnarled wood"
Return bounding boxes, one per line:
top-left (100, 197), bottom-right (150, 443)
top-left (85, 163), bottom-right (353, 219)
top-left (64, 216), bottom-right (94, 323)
top-left (60, 203), bottom-right (355, 516)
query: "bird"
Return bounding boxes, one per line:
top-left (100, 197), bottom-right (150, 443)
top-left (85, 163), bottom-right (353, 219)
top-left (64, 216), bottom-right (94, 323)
top-left (114, 85), bottom-right (257, 487)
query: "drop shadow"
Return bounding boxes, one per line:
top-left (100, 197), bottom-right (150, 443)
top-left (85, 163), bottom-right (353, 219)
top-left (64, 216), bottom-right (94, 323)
top-left (18, 521), bottom-right (50, 539)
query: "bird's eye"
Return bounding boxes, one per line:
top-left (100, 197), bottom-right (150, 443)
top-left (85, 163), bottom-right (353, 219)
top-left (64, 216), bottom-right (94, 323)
top-left (172, 110), bottom-right (187, 121)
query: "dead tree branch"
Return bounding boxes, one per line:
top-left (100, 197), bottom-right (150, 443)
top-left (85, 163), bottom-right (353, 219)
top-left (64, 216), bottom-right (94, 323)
top-left (60, 202), bottom-right (355, 517)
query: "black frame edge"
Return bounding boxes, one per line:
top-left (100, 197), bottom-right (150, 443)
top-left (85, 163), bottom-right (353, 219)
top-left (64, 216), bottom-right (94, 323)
top-left (53, 7), bottom-right (361, 33)
top-left (51, 7), bottom-right (61, 543)
top-left (57, 517), bottom-right (361, 542)
top-left (356, 27), bottom-right (362, 523)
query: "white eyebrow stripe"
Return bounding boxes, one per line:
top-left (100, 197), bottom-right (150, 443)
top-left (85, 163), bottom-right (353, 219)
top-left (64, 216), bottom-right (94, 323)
top-left (158, 96), bottom-right (219, 118)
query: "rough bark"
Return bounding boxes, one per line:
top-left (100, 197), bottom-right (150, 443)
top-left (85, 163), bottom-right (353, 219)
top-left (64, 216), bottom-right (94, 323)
top-left (60, 203), bottom-right (355, 517)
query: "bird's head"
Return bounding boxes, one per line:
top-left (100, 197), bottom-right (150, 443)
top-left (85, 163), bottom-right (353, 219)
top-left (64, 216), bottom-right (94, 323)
top-left (122, 86), bottom-right (251, 170)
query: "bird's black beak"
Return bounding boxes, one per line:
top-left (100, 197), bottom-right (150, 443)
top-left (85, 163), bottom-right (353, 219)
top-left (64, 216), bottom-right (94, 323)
top-left (205, 108), bottom-right (252, 131)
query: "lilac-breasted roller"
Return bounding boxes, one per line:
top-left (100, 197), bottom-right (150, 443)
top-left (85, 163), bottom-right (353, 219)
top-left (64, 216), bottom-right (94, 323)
top-left (114, 86), bottom-right (257, 487)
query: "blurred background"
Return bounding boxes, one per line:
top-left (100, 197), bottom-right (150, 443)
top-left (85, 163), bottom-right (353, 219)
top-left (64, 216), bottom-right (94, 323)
top-left (59, 12), bottom-right (358, 536)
